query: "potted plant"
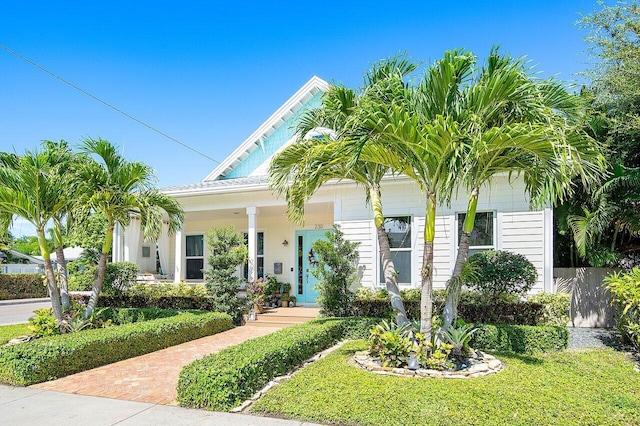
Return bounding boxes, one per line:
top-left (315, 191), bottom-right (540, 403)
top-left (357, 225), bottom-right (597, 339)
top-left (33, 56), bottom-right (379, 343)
top-left (247, 278), bottom-right (266, 313)
top-left (281, 293), bottom-right (290, 307)
top-left (288, 295), bottom-right (296, 307)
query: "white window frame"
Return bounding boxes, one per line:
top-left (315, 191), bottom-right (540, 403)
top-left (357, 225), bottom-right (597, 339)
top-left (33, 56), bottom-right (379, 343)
top-left (243, 231), bottom-right (265, 280)
top-left (185, 234), bottom-right (204, 280)
top-left (377, 215), bottom-right (414, 287)
top-left (455, 211), bottom-right (497, 255)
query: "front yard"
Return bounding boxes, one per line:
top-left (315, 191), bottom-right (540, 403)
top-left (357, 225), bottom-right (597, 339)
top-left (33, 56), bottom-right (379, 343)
top-left (250, 340), bottom-right (640, 426)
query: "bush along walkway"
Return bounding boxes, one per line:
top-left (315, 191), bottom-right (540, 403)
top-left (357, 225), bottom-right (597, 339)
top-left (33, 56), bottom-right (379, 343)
top-left (31, 307), bottom-right (320, 404)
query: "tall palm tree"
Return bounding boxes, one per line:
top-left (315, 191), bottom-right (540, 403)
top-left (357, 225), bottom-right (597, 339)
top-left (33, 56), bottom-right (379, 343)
top-left (440, 50), bottom-right (606, 328)
top-left (41, 140), bottom-right (80, 310)
top-left (78, 138), bottom-right (184, 317)
top-left (271, 58), bottom-right (416, 325)
top-left (0, 150), bottom-right (68, 322)
top-left (359, 50), bottom-right (475, 338)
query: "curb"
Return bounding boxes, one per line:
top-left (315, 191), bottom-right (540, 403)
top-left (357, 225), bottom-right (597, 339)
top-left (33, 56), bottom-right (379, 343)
top-left (0, 298), bottom-right (50, 306)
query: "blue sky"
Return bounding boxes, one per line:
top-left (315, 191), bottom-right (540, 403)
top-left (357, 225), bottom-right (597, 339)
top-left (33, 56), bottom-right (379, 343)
top-left (1, 1), bottom-right (601, 237)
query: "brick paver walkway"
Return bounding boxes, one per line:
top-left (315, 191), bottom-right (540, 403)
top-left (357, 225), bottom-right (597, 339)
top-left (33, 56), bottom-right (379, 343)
top-left (31, 307), bottom-right (319, 405)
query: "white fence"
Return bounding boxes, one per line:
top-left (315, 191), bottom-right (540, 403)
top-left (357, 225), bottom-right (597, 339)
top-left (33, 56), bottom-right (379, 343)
top-left (1, 264), bottom-right (44, 274)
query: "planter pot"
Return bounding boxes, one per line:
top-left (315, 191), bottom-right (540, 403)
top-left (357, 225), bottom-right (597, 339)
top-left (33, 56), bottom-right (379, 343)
top-left (254, 303), bottom-right (265, 314)
top-left (282, 300), bottom-right (289, 307)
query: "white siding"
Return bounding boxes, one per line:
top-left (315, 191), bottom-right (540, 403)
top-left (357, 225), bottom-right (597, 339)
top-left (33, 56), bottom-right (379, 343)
top-left (500, 211), bottom-right (545, 292)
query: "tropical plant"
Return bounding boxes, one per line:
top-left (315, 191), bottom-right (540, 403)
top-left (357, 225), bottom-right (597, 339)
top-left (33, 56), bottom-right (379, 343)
top-left (205, 226), bottom-right (248, 324)
top-left (76, 138), bottom-right (184, 318)
top-left (269, 56), bottom-right (415, 325)
top-left (603, 268), bottom-right (640, 349)
top-left (0, 148), bottom-right (70, 322)
top-left (440, 322), bottom-right (478, 360)
top-left (310, 226), bottom-right (360, 317)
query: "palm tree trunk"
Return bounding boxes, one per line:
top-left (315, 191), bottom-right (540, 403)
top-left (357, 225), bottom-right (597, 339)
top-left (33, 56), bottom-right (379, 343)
top-left (52, 220), bottom-right (69, 309)
top-left (55, 246), bottom-right (70, 309)
top-left (377, 224), bottom-right (409, 325)
top-left (420, 194), bottom-right (436, 341)
top-left (370, 186), bottom-right (409, 325)
top-left (37, 229), bottom-right (63, 323)
top-left (443, 187), bottom-right (478, 329)
top-left (85, 222), bottom-right (113, 318)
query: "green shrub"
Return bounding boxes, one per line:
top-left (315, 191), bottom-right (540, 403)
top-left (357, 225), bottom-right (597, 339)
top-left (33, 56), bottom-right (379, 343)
top-left (471, 324), bottom-right (569, 353)
top-left (0, 311), bottom-right (232, 386)
top-left (67, 262), bottom-right (96, 291)
top-left (102, 262), bottom-right (139, 295)
top-left (527, 292), bottom-right (570, 326)
top-left (311, 226), bottom-right (360, 317)
top-left (465, 250), bottom-right (538, 299)
top-left (0, 274), bottom-right (48, 299)
top-left (177, 318), bottom-right (365, 411)
top-left (126, 282), bottom-right (210, 298)
top-left (205, 227), bottom-right (248, 324)
top-left (92, 307), bottom-right (187, 325)
top-left (71, 293), bottom-right (218, 310)
top-left (603, 268), bottom-right (640, 349)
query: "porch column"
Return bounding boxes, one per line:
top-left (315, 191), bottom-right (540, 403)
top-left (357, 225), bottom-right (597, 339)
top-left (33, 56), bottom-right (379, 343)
top-left (174, 227), bottom-right (183, 283)
top-left (247, 206), bottom-right (258, 281)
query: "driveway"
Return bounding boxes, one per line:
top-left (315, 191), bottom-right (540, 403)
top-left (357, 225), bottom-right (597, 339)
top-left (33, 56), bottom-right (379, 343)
top-left (0, 299), bottom-right (50, 325)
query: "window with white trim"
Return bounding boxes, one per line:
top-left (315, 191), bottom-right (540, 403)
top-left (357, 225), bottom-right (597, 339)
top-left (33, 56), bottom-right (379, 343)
top-left (379, 216), bottom-right (412, 286)
top-left (243, 231), bottom-right (265, 279)
top-left (185, 235), bottom-right (204, 280)
top-left (457, 211), bottom-right (495, 256)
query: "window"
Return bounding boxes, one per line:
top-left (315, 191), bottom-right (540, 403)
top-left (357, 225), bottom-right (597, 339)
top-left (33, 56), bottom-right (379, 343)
top-left (185, 235), bottom-right (204, 280)
top-left (457, 211), bottom-right (495, 256)
top-left (379, 216), bottom-right (412, 285)
top-left (243, 232), bottom-right (265, 279)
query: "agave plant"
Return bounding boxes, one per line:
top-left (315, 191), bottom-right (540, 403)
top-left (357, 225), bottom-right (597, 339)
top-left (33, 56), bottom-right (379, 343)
top-left (440, 323), bottom-right (479, 359)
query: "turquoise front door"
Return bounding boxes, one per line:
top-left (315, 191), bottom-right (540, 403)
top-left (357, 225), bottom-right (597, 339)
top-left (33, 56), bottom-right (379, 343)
top-left (295, 229), bottom-right (328, 304)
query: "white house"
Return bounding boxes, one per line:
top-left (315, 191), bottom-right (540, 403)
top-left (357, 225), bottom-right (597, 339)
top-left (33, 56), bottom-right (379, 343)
top-left (113, 76), bottom-right (554, 304)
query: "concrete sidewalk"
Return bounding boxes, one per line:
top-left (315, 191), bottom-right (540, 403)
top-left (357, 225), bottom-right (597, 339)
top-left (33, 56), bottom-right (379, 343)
top-left (0, 385), bottom-right (322, 425)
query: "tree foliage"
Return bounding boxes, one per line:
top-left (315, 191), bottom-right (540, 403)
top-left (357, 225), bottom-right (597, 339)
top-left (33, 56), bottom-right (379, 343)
top-left (310, 225), bottom-right (360, 317)
top-left (205, 226), bottom-right (248, 324)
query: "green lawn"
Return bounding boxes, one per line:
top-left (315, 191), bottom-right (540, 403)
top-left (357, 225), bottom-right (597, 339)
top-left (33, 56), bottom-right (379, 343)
top-left (0, 323), bottom-right (30, 345)
top-left (250, 340), bottom-right (640, 426)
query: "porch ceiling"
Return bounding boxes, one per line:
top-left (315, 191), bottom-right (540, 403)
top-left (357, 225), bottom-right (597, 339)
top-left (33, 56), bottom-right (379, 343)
top-left (184, 202), bottom-right (333, 222)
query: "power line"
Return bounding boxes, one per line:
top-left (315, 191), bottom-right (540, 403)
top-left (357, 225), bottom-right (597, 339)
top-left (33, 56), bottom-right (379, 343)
top-left (0, 43), bottom-right (220, 164)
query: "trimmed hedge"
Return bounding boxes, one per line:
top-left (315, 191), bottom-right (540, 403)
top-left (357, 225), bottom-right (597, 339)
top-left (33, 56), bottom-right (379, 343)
top-left (93, 307), bottom-right (190, 325)
top-left (471, 324), bottom-right (569, 353)
top-left (351, 300), bottom-right (545, 325)
top-left (0, 311), bottom-right (232, 386)
top-left (72, 293), bottom-right (218, 310)
top-left (177, 317), bottom-right (374, 411)
top-left (0, 274), bottom-right (48, 300)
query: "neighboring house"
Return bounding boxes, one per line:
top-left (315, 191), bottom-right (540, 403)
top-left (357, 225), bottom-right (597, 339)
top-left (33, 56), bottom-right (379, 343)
top-left (113, 76), bottom-right (554, 304)
top-left (0, 249), bottom-right (45, 274)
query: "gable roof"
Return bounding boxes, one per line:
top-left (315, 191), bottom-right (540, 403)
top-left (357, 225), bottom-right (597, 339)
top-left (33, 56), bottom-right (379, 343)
top-left (203, 75), bottom-right (330, 182)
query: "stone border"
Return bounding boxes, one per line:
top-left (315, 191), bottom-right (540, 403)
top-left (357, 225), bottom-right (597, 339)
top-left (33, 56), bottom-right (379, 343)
top-left (232, 340), bottom-right (349, 413)
top-left (351, 351), bottom-right (503, 379)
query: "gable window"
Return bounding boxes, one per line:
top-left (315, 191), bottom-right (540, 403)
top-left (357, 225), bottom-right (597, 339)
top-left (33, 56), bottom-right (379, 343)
top-left (457, 211), bottom-right (495, 256)
top-left (185, 235), bottom-right (204, 280)
top-left (243, 232), bottom-right (265, 279)
top-left (379, 216), bottom-right (412, 286)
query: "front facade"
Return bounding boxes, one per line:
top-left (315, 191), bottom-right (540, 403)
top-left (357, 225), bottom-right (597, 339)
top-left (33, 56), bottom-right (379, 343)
top-left (114, 76), bottom-right (554, 303)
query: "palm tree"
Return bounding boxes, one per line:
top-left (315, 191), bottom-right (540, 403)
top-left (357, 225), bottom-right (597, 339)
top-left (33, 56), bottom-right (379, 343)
top-left (78, 138), bottom-right (184, 317)
top-left (0, 150), bottom-right (68, 322)
top-left (270, 58), bottom-right (416, 325)
top-left (41, 140), bottom-right (80, 310)
top-left (359, 50), bottom-right (475, 339)
top-left (440, 50), bottom-right (606, 328)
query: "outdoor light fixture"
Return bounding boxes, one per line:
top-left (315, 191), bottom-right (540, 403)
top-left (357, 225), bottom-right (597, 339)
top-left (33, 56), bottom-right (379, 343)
top-left (282, 240), bottom-right (289, 246)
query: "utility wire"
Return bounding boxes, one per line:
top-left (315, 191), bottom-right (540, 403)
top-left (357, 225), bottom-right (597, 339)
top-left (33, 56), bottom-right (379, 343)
top-left (0, 43), bottom-right (220, 164)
